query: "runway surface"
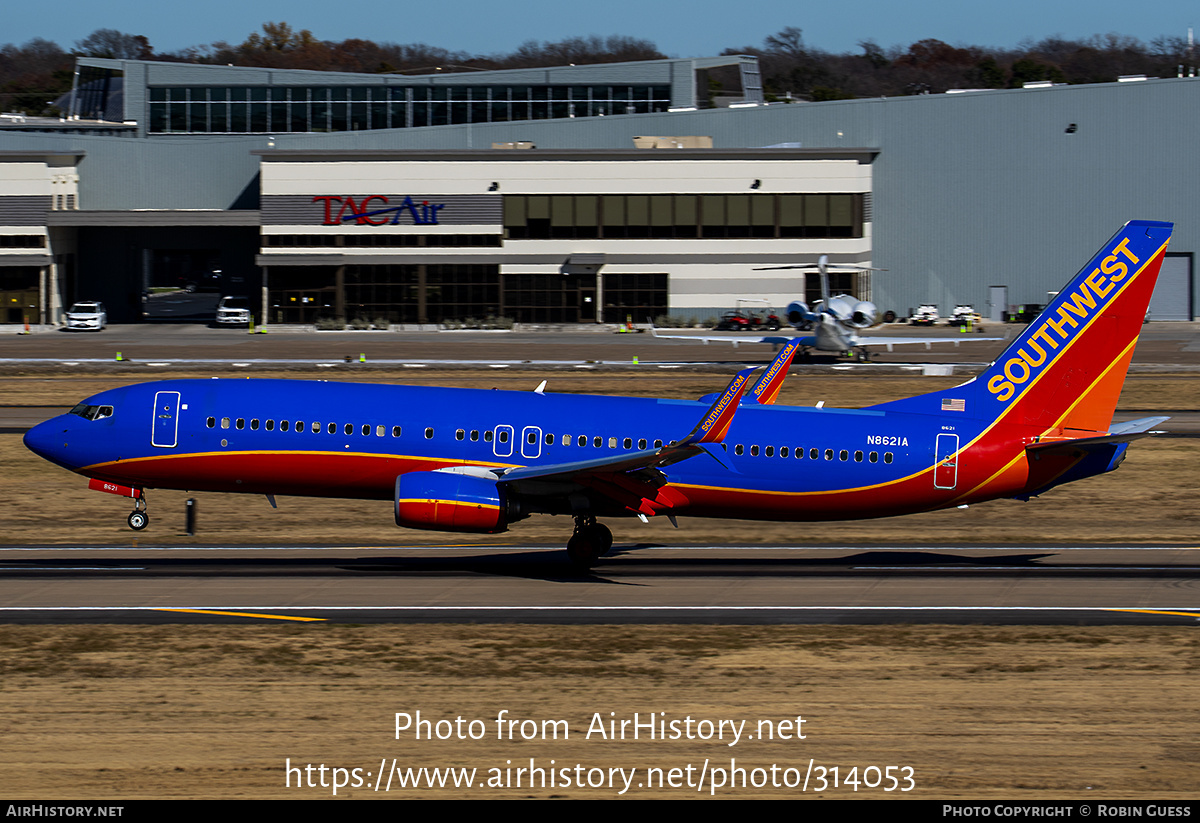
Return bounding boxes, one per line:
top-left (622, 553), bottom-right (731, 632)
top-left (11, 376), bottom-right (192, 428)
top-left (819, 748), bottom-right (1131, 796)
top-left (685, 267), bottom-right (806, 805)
top-left (1, 544), bottom-right (1198, 625)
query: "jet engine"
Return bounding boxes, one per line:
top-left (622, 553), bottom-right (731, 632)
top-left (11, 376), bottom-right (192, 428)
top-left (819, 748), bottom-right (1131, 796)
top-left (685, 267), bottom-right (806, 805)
top-left (785, 300), bottom-right (815, 326)
top-left (825, 295), bottom-right (878, 329)
top-left (395, 471), bottom-right (517, 533)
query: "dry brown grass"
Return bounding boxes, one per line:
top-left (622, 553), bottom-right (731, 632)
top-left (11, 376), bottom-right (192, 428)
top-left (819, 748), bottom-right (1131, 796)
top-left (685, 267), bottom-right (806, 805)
top-left (0, 624), bottom-right (1196, 799)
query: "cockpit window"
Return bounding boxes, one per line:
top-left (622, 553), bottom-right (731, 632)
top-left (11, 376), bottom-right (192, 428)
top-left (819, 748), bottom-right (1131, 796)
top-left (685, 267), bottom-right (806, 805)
top-left (69, 403), bottom-right (114, 421)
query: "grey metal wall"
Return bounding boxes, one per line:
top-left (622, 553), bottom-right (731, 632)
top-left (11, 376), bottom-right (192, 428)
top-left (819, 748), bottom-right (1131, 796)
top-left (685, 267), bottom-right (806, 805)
top-left (5, 70), bottom-right (1198, 318)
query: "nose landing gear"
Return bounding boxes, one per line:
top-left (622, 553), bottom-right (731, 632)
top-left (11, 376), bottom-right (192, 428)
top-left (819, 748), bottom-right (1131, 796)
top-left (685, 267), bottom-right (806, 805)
top-left (127, 495), bottom-right (149, 531)
top-left (566, 516), bottom-right (613, 569)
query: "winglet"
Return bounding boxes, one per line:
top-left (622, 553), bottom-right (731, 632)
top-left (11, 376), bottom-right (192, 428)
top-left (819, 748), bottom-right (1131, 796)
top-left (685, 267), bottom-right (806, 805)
top-left (746, 338), bottom-right (802, 405)
top-left (679, 367), bottom-right (756, 446)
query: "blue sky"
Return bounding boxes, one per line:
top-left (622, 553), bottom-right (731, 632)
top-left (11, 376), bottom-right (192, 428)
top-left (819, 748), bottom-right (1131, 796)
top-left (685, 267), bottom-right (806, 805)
top-left (7, 0), bottom-right (1197, 57)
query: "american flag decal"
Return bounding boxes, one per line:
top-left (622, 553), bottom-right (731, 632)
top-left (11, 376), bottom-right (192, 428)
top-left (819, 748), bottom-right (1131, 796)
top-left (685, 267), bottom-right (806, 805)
top-left (942, 398), bottom-right (966, 412)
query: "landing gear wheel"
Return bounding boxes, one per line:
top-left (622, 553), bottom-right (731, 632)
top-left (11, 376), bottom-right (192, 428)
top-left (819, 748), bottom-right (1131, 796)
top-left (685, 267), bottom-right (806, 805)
top-left (128, 511), bottom-right (148, 530)
top-left (567, 517), bottom-right (613, 569)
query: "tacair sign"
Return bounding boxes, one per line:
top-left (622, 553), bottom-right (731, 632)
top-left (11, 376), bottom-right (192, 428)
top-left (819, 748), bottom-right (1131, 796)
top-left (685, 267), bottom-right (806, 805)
top-left (983, 222), bottom-right (1171, 406)
top-left (313, 195), bottom-right (445, 226)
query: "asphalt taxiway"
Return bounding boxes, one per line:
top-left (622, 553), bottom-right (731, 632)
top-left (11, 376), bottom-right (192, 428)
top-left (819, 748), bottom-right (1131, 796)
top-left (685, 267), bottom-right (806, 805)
top-left (0, 545), bottom-right (1198, 625)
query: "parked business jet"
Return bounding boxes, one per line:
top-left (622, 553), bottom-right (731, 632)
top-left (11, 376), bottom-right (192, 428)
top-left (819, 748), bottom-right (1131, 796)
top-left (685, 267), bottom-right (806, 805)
top-left (651, 254), bottom-right (1003, 359)
top-left (25, 222), bottom-right (1172, 566)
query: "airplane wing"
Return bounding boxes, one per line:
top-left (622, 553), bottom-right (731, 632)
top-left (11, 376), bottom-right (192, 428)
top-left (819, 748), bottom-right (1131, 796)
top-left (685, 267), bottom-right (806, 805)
top-left (852, 335), bottom-right (1005, 351)
top-left (649, 327), bottom-right (1004, 351)
top-left (649, 328), bottom-right (803, 347)
top-left (492, 368), bottom-right (756, 514)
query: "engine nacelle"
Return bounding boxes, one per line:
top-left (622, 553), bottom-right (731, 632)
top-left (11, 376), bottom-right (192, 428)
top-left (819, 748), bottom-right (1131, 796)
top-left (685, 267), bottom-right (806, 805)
top-left (395, 471), bottom-right (510, 533)
top-left (786, 300), bottom-right (814, 326)
top-left (849, 300), bottom-right (878, 329)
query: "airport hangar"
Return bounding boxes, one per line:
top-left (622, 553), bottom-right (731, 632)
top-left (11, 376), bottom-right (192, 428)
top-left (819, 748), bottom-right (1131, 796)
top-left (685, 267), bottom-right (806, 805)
top-left (0, 55), bottom-right (1194, 328)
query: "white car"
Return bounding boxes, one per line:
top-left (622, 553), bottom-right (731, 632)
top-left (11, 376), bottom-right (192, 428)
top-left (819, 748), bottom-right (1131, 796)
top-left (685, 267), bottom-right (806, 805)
top-left (65, 301), bottom-right (106, 331)
top-left (216, 296), bottom-right (252, 325)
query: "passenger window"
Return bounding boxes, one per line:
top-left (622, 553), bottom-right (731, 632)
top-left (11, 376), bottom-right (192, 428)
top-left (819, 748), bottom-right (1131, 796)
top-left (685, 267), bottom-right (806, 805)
top-left (623, 437), bottom-right (632, 449)
top-left (578, 436), bottom-right (587, 447)
top-left (824, 449), bottom-right (833, 461)
top-left (470, 430), bottom-right (479, 441)
top-left (735, 444), bottom-right (744, 456)
top-left (638, 439), bottom-right (647, 449)
top-left (497, 429), bottom-right (508, 443)
top-left (361, 424), bottom-right (370, 436)
top-left (280, 420), bottom-right (289, 432)
top-left (884, 452), bottom-right (894, 464)
top-left (810, 448), bottom-right (819, 460)
top-left (392, 426), bottom-right (401, 437)
top-left (545, 433), bottom-right (554, 445)
top-left (781, 447), bottom-right (789, 458)
top-left (526, 431), bottom-right (537, 444)
top-left (345, 423), bottom-right (353, 435)
top-left (295, 421), bottom-right (303, 432)
top-left (869, 451), bottom-right (878, 462)
top-left (221, 418), bottom-right (230, 429)
top-left (206, 417), bottom-right (215, 428)
top-left (839, 450), bottom-right (848, 461)
top-left (750, 445), bottom-right (760, 456)
top-left (593, 436), bottom-right (602, 447)
top-left (425, 427), bottom-right (435, 439)
top-left (484, 430), bottom-right (492, 442)
top-left (457, 429), bottom-right (466, 441)
top-left (327, 422), bottom-right (336, 434)
top-left (654, 440), bottom-right (663, 448)
top-left (236, 418), bottom-right (245, 430)
top-left (562, 434), bottom-right (572, 445)
top-left (854, 450), bottom-right (863, 462)
top-left (266, 420), bottom-right (275, 431)
top-left (765, 446), bottom-right (774, 457)
top-left (311, 422), bottom-right (320, 433)
top-left (251, 419), bottom-right (259, 430)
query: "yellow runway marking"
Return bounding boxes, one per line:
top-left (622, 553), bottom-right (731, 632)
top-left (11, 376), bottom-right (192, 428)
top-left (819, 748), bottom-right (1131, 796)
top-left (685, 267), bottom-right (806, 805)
top-left (1107, 608), bottom-right (1200, 619)
top-left (155, 608), bottom-right (325, 622)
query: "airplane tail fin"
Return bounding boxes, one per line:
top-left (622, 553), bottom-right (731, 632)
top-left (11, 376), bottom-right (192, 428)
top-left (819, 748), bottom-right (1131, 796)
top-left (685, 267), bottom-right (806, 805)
top-left (869, 221), bottom-right (1172, 434)
top-left (976, 220), bottom-right (1172, 434)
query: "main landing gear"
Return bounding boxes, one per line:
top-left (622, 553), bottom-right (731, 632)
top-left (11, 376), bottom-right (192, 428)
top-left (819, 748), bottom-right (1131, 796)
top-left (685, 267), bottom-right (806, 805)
top-left (566, 516), bottom-right (612, 570)
top-left (127, 495), bottom-right (148, 531)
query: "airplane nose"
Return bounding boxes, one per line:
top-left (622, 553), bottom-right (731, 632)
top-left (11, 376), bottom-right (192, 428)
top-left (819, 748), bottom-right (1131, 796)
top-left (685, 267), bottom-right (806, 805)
top-left (23, 417), bottom-right (75, 469)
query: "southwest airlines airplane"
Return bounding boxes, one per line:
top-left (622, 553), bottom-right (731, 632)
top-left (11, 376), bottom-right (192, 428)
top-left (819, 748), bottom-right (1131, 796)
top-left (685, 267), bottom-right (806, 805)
top-left (25, 221), bottom-right (1172, 567)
